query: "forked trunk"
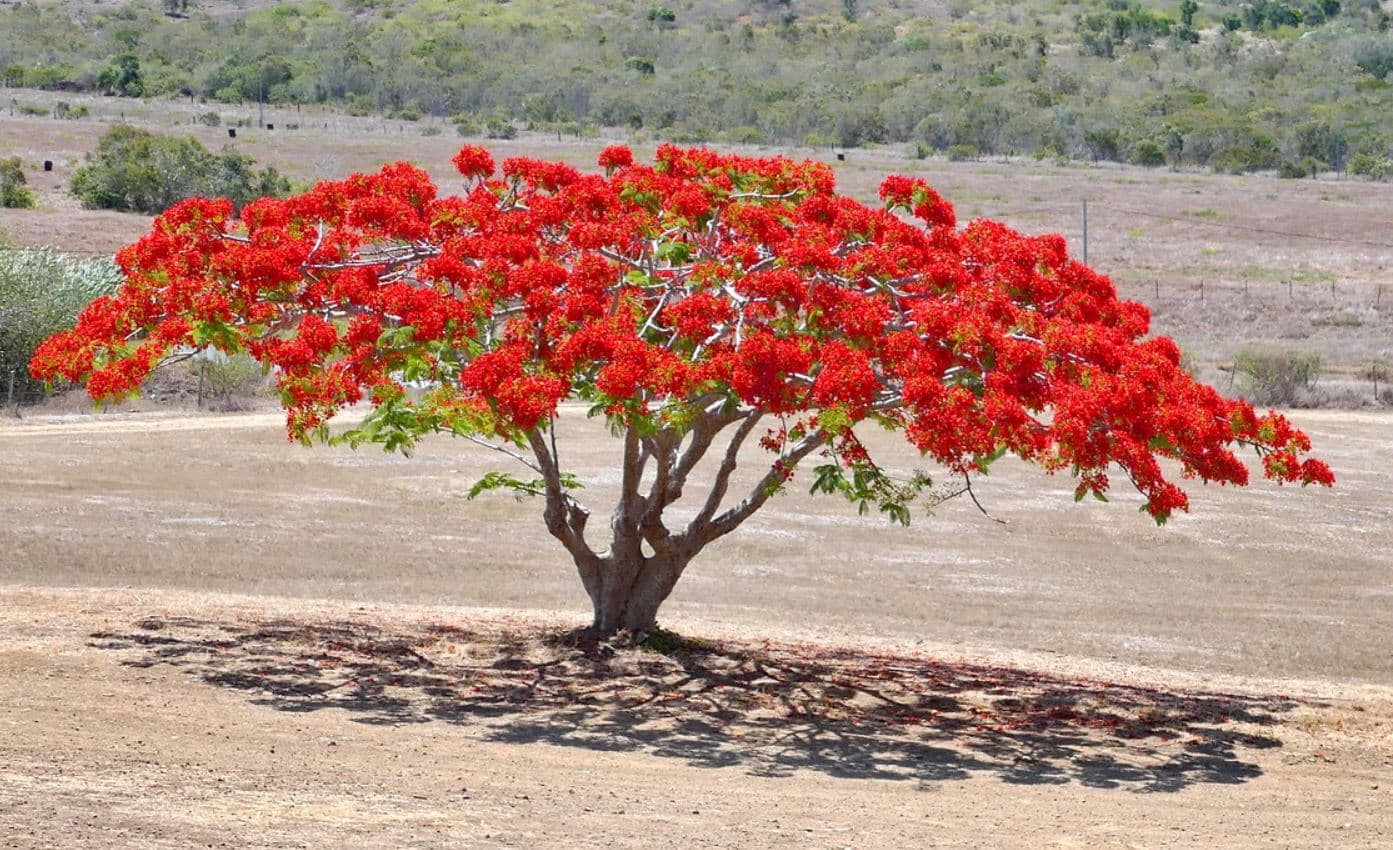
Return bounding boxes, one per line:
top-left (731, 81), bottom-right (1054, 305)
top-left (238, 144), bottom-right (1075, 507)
top-left (584, 555), bottom-right (687, 636)
top-left (524, 417), bottom-right (825, 640)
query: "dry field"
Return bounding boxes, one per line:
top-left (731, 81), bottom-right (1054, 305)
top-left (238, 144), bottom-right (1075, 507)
top-left (1, 407), bottom-right (1391, 847)
top-left (2, 90), bottom-right (1392, 383)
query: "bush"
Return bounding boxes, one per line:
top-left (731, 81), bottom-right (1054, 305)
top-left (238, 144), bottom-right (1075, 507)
top-left (484, 118), bottom-right (518, 140)
top-left (0, 248), bottom-right (121, 400)
top-left (0, 158), bottom-right (36, 209)
top-left (946, 144), bottom-right (979, 162)
top-left (70, 125), bottom-right (291, 214)
top-left (1348, 152), bottom-right (1393, 180)
top-left (195, 352), bottom-right (267, 409)
top-left (1232, 348), bottom-right (1322, 407)
top-left (52, 101), bottom-right (89, 120)
top-left (1128, 139), bottom-right (1168, 167)
top-left (1278, 157), bottom-right (1323, 180)
top-left (196, 111), bottom-right (222, 127)
top-left (453, 114), bottom-right (481, 136)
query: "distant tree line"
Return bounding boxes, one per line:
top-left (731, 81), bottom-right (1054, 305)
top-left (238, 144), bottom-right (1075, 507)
top-left (3, 0), bottom-right (1393, 174)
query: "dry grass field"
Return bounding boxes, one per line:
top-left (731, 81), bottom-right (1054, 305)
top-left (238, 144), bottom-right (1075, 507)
top-left (3, 90), bottom-right (1392, 384)
top-left (2, 93), bottom-right (1392, 847)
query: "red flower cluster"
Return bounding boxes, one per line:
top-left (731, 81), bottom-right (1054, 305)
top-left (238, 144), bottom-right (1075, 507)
top-left (31, 144), bottom-right (1333, 519)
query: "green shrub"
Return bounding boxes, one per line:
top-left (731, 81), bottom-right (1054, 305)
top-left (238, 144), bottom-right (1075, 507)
top-left (52, 101), bottom-right (88, 120)
top-left (70, 125), bottom-right (291, 214)
top-left (453, 114), bottom-right (481, 136)
top-left (196, 352), bottom-right (267, 408)
top-left (1278, 159), bottom-right (1308, 179)
top-left (0, 248), bottom-right (121, 399)
top-left (722, 125), bottom-right (766, 145)
top-left (1348, 152), bottom-right (1393, 180)
top-left (0, 158), bottom-right (36, 209)
top-left (1232, 348), bottom-right (1322, 407)
top-left (484, 117), bottom-right (517, 140)
top-left (1128, 139), bottom-right (1167, 167)
top-left (196, 111), bottom-right (222, 127)
top-left (946, 144), bottom-right (979, 162)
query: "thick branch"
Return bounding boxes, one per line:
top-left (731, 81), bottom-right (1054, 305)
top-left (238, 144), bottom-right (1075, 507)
top-left (611, 426), bottom-right (645, 562)
top-left (639, 433), bottom-right (678, 556)
top-left (687, 411), bottom-right (765, 533)
top-left (702, 431), bottom-right (828, 543)
top-left (664, 406), bottom-right (748, 503)
top-left (525, 429), bottom-right (600, 575)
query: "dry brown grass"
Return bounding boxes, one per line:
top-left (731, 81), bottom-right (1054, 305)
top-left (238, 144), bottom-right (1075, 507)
top-left (2, 92), bottom-right (1390, 378)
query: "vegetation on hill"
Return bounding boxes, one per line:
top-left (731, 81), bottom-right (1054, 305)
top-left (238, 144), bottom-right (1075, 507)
top-left (2, 0), bottom-right (1392, 173)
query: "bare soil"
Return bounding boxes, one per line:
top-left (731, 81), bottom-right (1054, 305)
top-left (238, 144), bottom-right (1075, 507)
top-left (2, 409), bottom-right (1391, 847)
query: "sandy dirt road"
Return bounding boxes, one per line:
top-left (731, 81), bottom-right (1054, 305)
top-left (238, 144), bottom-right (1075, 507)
top-left (2, 409), bottom-right (1391, 847)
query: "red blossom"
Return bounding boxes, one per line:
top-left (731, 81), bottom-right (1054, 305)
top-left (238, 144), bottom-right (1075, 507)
top-left (452, 145), bottom-right (495, 179)
top-left (29, 143), bottom-right (1332, 522)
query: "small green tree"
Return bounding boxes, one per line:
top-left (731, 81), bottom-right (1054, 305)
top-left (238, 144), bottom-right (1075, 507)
top-left (70, 126), bottom-right (290, 215)
top-left (96, 54), bottom-right (144, 97)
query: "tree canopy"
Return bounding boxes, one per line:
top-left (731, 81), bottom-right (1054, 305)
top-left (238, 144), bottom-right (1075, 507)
top-left (31, 144), bottom-right (1334, 634)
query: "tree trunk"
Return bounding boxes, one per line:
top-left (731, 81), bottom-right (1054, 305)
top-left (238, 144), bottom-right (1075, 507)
top-left (586, 554), bottom-right (686, 636)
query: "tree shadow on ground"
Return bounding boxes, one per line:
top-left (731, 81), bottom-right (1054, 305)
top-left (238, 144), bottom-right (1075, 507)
top-left (89, 616), bottom-right (1307, 792)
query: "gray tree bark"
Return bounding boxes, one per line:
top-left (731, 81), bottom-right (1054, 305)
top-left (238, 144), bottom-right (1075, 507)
top-left (525, 407), bottom-right (826, 637)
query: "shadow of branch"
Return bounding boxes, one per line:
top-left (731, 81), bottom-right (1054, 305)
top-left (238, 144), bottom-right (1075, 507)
top-left (89, 616), bottom-right (1306, 792)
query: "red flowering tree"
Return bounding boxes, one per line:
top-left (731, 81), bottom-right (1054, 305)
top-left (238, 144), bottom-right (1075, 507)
top-left (32, 145), bottom-right (1333, 636)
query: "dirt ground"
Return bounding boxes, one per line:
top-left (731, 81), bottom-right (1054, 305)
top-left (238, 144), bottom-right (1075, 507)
top-left (2, 408), bottom-right (1391, 847)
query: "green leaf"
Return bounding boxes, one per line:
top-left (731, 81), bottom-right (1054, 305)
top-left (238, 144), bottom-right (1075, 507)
top-left (468, 471), bottom-right (547, 501)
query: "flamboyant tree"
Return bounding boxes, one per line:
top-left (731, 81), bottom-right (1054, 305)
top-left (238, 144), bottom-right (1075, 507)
top-left (32, 144), bottom-right (1333, 635)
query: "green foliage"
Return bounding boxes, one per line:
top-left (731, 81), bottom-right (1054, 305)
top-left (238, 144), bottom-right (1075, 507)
top-left (70, 125), bottom-right (291, 215)
top-left (484, 117), bottom-right (518, 139)
top-left (96, 54), bottom-right (144, 97)
top-left (809, 459), bottom-right (935, 527)
top-left (1349, 151), bottom-right (1393, 179)
top-left (0, 158), bottom-right (36, 210)
top-left (52, 101), bottom-right (89, 120)
top-left (1128, 139), bottom-right (1167, 167)
top-left (1, 0), bottom-right (1391, 173)
top-left (947, 144), bottom-right (979, 162)
top-left (0, 248), bottom-right (121, 398)
top-left (1279, 159), bottom-right (1308, 178)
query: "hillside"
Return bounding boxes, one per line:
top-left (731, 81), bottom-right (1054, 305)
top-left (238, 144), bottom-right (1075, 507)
top-left (3, 0), bottom-right (1393, 173)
